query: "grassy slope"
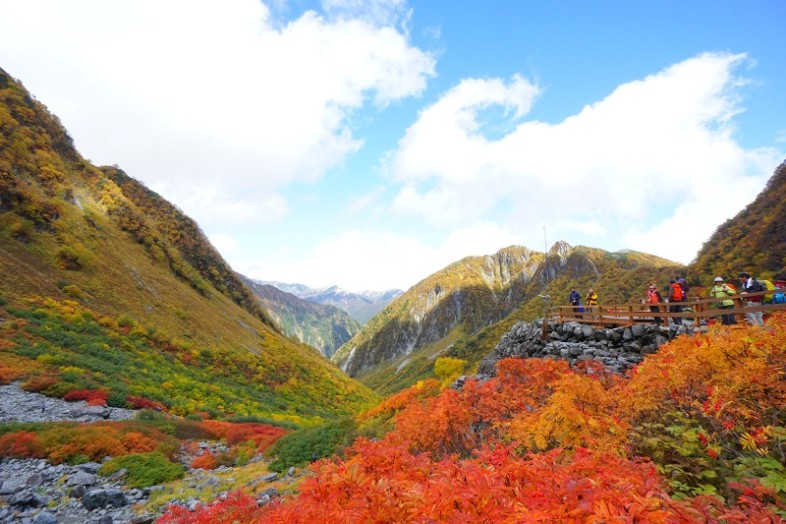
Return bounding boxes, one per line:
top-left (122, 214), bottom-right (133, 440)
top-left (0, 67), bottom-right (378, 424)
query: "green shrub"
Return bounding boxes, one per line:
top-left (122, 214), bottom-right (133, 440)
top-left (99, 452), bottom-right (184, 488)
top-left (41, 381), bottom-right (81, 398)
top-left (107, 390), bottom-right (129, 408)
top-left (135, 410), bottom-right (176, 435)
top-left (266, 417), bottom-right (357, 473)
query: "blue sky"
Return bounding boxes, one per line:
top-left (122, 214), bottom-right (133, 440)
top-left (1, 0), bottom-right (784, 291)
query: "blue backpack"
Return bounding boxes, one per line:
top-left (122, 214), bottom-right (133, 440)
top-left (772, 291), bottom-right (786, 304)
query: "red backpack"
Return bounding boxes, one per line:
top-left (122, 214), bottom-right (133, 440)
top-left (670, 282), bottom-right (683, 301)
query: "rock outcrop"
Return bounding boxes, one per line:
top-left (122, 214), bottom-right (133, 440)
top-left (477, 319), bottom-right (689, 377)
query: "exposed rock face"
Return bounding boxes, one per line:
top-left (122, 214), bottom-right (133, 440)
top-left (538, 240), bottom-right (601, 283)
top-left (477, 319), bottom-right (687, 377)
top-left (334, 246), bottom-right (543, 377)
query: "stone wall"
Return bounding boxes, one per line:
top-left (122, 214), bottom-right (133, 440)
top-left (477, 319), bottom-right (687, 377)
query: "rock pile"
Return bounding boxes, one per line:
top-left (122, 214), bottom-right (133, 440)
top-left (477, 319), bottom-right (689, 377)
top-left (0, 383), bottom-right (135, 424)
top-left (0, 383), bottom-right (289, 523)
top-left (0, 458), bottom-right (154, 524)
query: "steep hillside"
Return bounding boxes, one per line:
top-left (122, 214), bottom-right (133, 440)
top-left (242, 277), bottom-right (361, 358)
top-left (331, 246), bottom-right (545, 377)
top-left (263, 282), bottom-right (403, 324)
top-left (691, 159), bottom-right (786, 282)
top-left (0, 67), bottom-right (378, 423)
top-left (341, 242), bottom-right (683, 395)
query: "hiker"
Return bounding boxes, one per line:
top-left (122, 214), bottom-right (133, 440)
top-left (668, 279), bottom-right (684, 325)
top-left (738, 272), bottom-right (764, 325)
top-left (569, 288), bottom-right (582, 318)
top-left (646, 283), bottom-right (663, 325)
top-left (585, 288), bottom-right (598, 318)
top-left (709, 276), bottom-right (736, 325)
top-left (675, 276), bottom-right (689, 300)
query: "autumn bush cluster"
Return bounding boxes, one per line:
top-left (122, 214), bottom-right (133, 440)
top-left (0, 414), bottom-right (290, 487)
top-left (0, 420), bottom-right (173, 465)
top-left (159, 314), bottom-right (786, 523)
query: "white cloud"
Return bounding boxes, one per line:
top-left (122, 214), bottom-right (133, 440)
top-left (384, 52), bottom-right (782, 264)
top-left (240, 223), bottom-right (519, 292)
top-left (0, 0), bottom-right (435, 225)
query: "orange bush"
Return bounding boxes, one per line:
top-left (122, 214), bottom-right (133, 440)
top-left (619, 314), bottom-right (786, 435)
top-left (256, 441), bottom-right (749, 523)
top-left (0, 431), bottom-right (43, 458)
top-left (191, 451), bottom-right (218, 470)
top-left (122, 431), bottom-right (159, 453)
top-left (505, 372), bottom-right (628, 454)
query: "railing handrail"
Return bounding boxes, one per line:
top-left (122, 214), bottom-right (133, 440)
top-left (545, 288), bottom-right (786, 327)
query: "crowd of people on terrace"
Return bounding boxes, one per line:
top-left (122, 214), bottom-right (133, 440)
top-left (567, 273), bottom-right (786, 327)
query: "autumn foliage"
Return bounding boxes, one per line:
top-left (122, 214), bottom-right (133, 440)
top-left (0, 421), bottom-right (167, 464)
top-left (159, 314), bottom-right (786, 523)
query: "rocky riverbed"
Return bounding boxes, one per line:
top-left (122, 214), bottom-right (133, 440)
top-left (0, 384), bottom-right (285, 523)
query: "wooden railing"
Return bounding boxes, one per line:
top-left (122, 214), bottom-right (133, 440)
top-left (545, 289), bottom-right (786, 328)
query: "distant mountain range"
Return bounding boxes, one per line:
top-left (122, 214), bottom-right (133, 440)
top-left (241, 277), bottom-right (361, 358)
top-left (258, 281), bottom-right (403, 324)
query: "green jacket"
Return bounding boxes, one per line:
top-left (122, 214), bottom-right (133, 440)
top-left (709, 284), bottom-right (735, 307)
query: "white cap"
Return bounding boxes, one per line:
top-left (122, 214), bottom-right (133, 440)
top-left (714, 276), bottom-right (724, 282)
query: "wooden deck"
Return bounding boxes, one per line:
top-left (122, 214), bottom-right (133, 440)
top-left (546, 288), bottom-right (786, 328)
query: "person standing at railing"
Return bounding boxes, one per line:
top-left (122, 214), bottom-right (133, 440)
top-left (668, 279), bottom-right (684, 325)
top-left (738, 272), bottom-right (764, 325)
top-left (569, 288), bottom-right (583, 318)
top-left (585, 288), bottom-right (598, 319)
top-left (646, 283), bottom-right (663, 325)
top-left (709, 276), bottom-right (736, 325)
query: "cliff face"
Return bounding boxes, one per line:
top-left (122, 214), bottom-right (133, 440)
top-left (332, 246), bottom-right (545, 378)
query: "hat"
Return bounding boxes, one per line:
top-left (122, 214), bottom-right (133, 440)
top-left (714, 276), bottom-right (724, 282)
top-left (648, 283), bottom-right (656, 289)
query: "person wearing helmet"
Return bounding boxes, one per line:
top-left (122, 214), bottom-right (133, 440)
top-left (709, 276), bottom-right (736, 325)
top-left (645, 283), bottom-right (663, 325)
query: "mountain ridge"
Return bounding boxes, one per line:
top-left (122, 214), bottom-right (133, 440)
top-left (258, 280), bottom-right (403, 324)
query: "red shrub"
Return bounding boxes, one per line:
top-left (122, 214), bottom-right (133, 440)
top-left (0, 431), bottom-right (43, 458)
top-left (63, 389), bottom-right (109, 406)
top-left (156, 490), bottom-right (260, 523)
top-left (127, 395), bottom-right (167, 411)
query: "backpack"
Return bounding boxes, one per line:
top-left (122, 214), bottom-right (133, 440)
top-left (762, 279), bottom-right (776, 303)
top-left (772, 291), bottom-right (786, 304)
top-left (677, 278), bottom-right (689, 296)
top-left (670, 282), bottom-right (683, 301)
top-left (748, 279), bottom-right (765, 293)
